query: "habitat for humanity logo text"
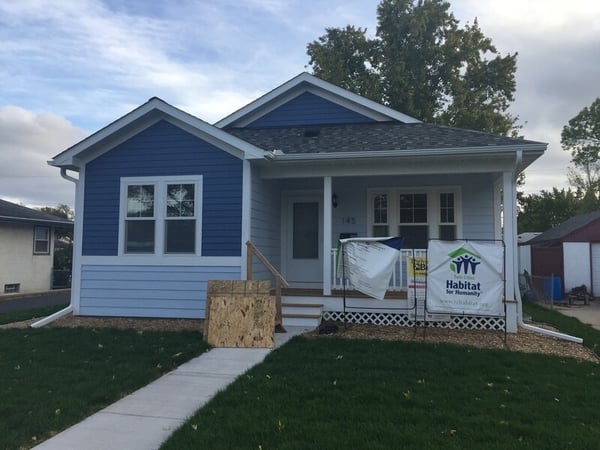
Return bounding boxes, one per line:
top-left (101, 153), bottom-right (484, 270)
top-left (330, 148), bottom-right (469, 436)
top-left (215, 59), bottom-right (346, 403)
top-left (446, 248), bottom-right (482, 297)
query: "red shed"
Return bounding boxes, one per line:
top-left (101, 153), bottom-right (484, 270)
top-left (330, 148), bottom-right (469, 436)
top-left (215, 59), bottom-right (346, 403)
top-left (528, 211), bottom-right (600, 297)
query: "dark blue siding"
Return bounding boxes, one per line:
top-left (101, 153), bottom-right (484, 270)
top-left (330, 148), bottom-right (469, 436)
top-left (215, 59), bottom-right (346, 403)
top-left (245, 92), bottom-right (376, 128)
top-left (83, 120), bottom-right (242, 256)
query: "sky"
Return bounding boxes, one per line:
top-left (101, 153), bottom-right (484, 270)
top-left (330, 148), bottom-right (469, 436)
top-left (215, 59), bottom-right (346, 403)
top-left (1, 0), bottom-right (599, 210)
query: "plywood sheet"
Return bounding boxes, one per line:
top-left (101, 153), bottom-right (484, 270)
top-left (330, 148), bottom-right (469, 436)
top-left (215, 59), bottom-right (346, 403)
top-left (205, 280), bottom-right (274, 348)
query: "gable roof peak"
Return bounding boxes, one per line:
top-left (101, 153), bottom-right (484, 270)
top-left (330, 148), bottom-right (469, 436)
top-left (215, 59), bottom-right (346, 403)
top-left (215, 72), bottom-right (421, 129)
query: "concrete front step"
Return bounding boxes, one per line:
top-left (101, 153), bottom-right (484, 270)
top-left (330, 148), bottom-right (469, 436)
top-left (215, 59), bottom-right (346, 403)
top-left (282, 302), bottom-right (323, 328)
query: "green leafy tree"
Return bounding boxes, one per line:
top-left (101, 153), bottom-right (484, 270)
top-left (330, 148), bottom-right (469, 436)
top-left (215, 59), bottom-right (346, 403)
top-left (561, 97), bottom-right (600, 207)
top-left (518, 188), bottom-right (580, 233)
top-left (39, 203), bottom-right (74, 220)
top-left (307, 0), bottom-right (518, 135)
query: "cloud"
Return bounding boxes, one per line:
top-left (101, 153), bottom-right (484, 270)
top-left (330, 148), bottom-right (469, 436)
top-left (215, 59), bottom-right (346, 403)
top-left (0, 106), bottom-right (86, 208)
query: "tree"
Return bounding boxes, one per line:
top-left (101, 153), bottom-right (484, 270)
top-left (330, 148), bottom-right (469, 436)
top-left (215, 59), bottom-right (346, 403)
top-left (38, 203), bottom-right (74, 220)
top-left (306, 0), bottom-right (518, 135)
top-left (561, 97), bottom-right (600, 206)
top-left (518, 188), bottom-right (580, 233)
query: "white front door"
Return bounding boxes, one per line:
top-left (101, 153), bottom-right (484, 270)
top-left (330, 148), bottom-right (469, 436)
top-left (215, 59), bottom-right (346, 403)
top-left (284, 194), bottom-right (323, 285)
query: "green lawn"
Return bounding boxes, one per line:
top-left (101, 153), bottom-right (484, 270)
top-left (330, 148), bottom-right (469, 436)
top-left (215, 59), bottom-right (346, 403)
top-left (0, 326), bottom-right (208, 449)
top-left (163, 336), bottom-right (599, 450)
top-left (523, 301), bottom-right (600, 356)
top-left (0, 303), bottom-right (69, 325)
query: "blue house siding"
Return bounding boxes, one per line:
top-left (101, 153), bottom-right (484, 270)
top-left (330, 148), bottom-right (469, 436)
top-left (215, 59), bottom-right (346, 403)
top-left (82, 120), bottom-right (242, 256)
top-left (245, 92), bottom-right (376, 128)
top-left (250, 167), bottom-right (281, 280)
top-left (79, 264), bottom-right (241, 318)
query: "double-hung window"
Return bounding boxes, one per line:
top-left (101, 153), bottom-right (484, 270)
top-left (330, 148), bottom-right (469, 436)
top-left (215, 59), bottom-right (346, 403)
top-left (120, 176), bottom-right (202, 256)
top-left (33, 226), bottom-right (50, 254)
top-left (368, 187), bottom-right (461, 248)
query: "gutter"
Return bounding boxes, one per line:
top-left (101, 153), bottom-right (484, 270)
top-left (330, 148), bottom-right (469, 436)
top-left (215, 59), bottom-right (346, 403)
top-left (31, 304), bottom-right (73, 328)
top-left (508, 153), bottom-right (583, 343)
top-left (267, 143), bottom-right (547, 162)
top-left (31, 167), bottom-right (79, 328)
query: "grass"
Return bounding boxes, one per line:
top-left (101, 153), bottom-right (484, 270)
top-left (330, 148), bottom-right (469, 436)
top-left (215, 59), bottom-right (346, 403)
top-left (0, 326), bottom-right (208, 450)
top-left (523, 301), bottom-right (600, 356)
top-left (162, 336), bottom-right (600, 450)
top-left (0, 303), bottom-right (69, 325)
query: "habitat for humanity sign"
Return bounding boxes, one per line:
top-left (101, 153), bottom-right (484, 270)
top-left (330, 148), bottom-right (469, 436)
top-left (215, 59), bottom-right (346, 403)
top-left (427, 240), bottom-right (504, 316)
top-left (337, 237), bottom-right (404, 300)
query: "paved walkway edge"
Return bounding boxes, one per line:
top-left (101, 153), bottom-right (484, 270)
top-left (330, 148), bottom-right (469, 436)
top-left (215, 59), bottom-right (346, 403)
top-left (33, 327), bottom-right (306, 450)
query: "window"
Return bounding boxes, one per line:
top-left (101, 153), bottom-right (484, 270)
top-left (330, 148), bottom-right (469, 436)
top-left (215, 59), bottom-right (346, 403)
top-left (33, 226), bottom-right (50, 254)
top-left (4, 283), bottom-right (20, 294)
top-left (439, 192), bottom-right (456, 240)
top-left (372, 194), bottom-right (389, 237)
top-left (368, 188), bottom-right (461, 248)
top-left (165, 183), bottom-right (196, 253)
top-left (120, 177), bottom-right (202, 256)
top-left (126, 184), bottom-right (155, 253)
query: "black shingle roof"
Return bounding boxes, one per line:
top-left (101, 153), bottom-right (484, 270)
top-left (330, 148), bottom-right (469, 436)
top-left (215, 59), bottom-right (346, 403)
top-left (529, 210), bottom-right (600, 244)
top-left (0, 199), bottom-right (73, 227)
top-left (227, 122), bottom-right (543, 154)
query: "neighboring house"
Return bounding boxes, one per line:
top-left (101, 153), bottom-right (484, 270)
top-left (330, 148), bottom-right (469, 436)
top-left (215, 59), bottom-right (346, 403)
top-left (49, 73), bottom-right (546, 332)
top-left (517, 232), bottom-right (542, 275)
top-left (0, 199), bottom-right (73, 295)
top-left (527, 211), bottom-right (600, 297)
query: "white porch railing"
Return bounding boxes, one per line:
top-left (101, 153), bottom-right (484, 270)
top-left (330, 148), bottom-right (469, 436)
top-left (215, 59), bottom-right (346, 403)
top-left (331, 248), bottom-right (427, 291)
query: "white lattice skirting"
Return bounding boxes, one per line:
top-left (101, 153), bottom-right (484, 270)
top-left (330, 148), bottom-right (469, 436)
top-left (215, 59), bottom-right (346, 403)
top-left (322, 311), bottom-right (505, 330)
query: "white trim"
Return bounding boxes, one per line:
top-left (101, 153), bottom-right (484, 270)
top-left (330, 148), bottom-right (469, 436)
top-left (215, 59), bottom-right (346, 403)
top-left (241, 160), bottom-right (251, 279)
top-left (215, 72), bottom-right (421, 128)
top-left (366, 186), bottom-right (462, 241)
top-left (118, 175), bottom-right (203, 260)
top-left (323, 177), bottom-right (332, 295)
top-left (80, 255), bottom-right (241, 267)
top-left (503, 171), bottom-right (516, 302)
top-left (50, 98), bottom-right (266, 169)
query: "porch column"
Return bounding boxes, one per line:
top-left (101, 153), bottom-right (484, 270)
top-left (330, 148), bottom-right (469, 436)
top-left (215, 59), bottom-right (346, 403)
top-left (240, 160), bottom-right (251, 280)
top-left (502, 171), bottom-right (518, 332)
top-left (323, 176), bottom-right (332, 295)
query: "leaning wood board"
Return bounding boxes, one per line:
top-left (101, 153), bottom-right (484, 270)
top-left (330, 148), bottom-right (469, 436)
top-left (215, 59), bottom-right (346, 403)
top-left (204, 280), bottom-right (275, 348)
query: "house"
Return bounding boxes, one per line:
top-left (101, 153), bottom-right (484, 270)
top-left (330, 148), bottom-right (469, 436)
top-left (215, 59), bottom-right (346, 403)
top-left (527, 211), bottom-right (600, 298)
top-left (49, 73), bottom-right (546, 332)
top-left (0, 199), bottom-right (73, 295)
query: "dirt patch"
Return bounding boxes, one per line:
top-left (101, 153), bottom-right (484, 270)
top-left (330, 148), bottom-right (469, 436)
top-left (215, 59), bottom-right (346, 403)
top-left (4, 314), bottom-right (597, 363)
top-left (307, 321), bottom-right (599, 363)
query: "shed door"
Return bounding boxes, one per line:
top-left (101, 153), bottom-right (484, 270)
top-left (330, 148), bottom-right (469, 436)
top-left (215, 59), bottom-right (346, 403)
top-left (592, 244), bottom-right (600, 297)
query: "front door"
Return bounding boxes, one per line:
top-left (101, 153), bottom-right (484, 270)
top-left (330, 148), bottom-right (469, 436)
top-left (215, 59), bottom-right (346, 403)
top-left (284, 195), bottom-right (323, 285)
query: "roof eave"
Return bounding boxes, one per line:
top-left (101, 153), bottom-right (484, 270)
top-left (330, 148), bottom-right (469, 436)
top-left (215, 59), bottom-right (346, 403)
top-left (267, 143), bottom-right (547, 161)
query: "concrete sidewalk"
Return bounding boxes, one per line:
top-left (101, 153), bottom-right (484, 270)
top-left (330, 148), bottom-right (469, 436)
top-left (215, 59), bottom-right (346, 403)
top-left (34, 327), bottom-right (307, 450)
top-left (553, 300), bottom-right (600, 331)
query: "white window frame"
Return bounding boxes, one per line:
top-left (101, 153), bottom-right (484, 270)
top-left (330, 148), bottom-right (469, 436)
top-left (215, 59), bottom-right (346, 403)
top-left (367, 186), bottom-right (462, 246)
top-left (33, 226), bottom-right (51, 255)
top-left (118, 175), bottom-right (203, 258)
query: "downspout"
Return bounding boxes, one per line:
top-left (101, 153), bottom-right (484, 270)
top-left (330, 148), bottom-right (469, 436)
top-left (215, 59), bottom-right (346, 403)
top-left (511, 151), bottom-right (583, 343)
top-left (31, 168), bottom-right (77, 328)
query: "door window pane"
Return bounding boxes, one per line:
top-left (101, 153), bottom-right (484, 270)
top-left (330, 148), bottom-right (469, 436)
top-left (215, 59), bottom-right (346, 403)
top-left (400, 194), bottom-right (427, 224)
top-left (399, 225), bottom-right (428, 249)
top-left (293, 202), bottom-right (319, 259)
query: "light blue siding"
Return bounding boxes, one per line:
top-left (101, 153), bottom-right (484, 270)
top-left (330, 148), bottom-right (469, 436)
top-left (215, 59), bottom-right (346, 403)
top-left (245, 92), bottom-right (376, 128)
top-left (279, 174), bottom-right (497, 248)
top-left (250, 166), bottom-right (281, 281)
top-left (83, 120), bottom-right (242, 257)
top-left (79, 265), bottom-right (241, 318)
